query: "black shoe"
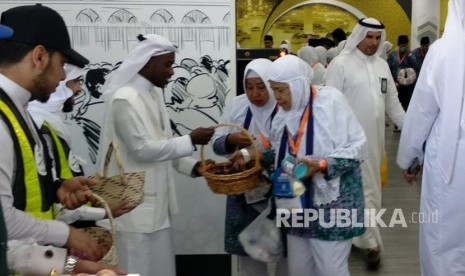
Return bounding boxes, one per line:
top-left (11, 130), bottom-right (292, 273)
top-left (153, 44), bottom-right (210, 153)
top-left (366, 250), bottom-right (381, 271)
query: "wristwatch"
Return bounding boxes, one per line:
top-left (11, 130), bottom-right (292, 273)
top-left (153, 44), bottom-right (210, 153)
top-left (63, 255), bottom-right (78, 274)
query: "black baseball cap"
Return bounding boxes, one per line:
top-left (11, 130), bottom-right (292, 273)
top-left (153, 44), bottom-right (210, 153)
top-left (0, 23), bottom-right (13, 39)
top-left (0, 4), bottom-right (89, 68)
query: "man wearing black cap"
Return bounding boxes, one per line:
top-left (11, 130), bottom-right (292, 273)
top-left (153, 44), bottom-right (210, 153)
top-left (0, 4), bottom-right (121, 275)
top-left (411, 36), bottom-right (430, 74)
top-left (264, 34), bottom-right (273, 48)
top-left (387, 35), bottom-right (417, 113)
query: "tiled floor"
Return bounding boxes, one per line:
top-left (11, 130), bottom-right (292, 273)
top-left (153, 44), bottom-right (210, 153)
top-left (349, 126), bottom-right (421, 275)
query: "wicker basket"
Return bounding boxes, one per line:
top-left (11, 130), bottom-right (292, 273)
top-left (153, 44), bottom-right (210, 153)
top-left (201, 123), bottom-right (261, 195)
top-left (81, 193), bottom-right (118, 266)
top-left (90, 141), bottom-right (145, 209)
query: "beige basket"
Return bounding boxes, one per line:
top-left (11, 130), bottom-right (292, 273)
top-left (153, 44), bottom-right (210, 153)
top-left (90, 141), bottom-right (145, 209)
top-left (201, 123), bottom-right (261, 195)
top-left (82, 193), bottom-right (117, 265)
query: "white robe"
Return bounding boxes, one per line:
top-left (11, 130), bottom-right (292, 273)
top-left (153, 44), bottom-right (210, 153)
top-left (325, 49), bottom-right (405, 250)
top-left (397, 39), bottom-right (465, 276)
top-left (97, 74), bottom-right (198, 276)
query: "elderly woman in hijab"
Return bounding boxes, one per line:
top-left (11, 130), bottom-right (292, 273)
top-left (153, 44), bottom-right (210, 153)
top-left (212, 58), bottom-right (287, 276)
top-left (267, 55), bottom-right (367, 276)
top-left (297, 46), bottom-right (326, 85)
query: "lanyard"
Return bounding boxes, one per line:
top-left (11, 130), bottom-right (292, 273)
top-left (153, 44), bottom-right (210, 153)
top-left (397, 48), bottom-right (409, 65)
top-left (286, 104), bottom-right (310, 157)
top-left (257, 129), bottom-right (270, 150)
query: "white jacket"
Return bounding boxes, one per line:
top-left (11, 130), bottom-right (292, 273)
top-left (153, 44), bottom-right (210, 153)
top-left (97, 75), bottom-right (197, 233)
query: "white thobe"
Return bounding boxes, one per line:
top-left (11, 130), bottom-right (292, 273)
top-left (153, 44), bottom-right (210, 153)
top-left (325, 49), bottom-right (405, 250)
top-left (397, 39), bottom-right (465, 276)
top-left (97, 74), bottom-right (198, 276)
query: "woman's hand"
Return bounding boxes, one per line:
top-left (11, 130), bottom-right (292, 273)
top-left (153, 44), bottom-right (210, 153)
top-left (297, 158), bottom-right (323, 180)
top-left (227, 132), bottom-right (252, 148)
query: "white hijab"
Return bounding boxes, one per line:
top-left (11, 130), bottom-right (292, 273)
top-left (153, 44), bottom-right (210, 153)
top-left (297, 46), bottom-right (325, 85)
top-left (314, 46), bottom-right (327, 66)
top-left (28, 64), bottom-right (85, 140)
top-left (379, 41), bottom-right (393, 61)
top-left (243, 58), bottom-right (276, 138)
top-left (102, 34), bottom-right (178, 102)
top-left (297, 46), bottom-right (319, 67)
top-left (341, 18), bottom-right (386, 57)
top-left (437, 0), bottom-right (465, 183)
top-left (268, 55), bottom-right (312, 136)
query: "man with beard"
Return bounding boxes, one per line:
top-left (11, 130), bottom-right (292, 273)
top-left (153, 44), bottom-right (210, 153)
top-left (325, 18), bottom-right (405, 271)
top-left (98, 33), bottom-right (215, 276)
top-left (0, 4), bottom-right (122, 274)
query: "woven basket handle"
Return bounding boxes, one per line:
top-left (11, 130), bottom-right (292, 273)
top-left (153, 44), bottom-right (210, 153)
top-left (102, 141), bottom-right (127, 184)
top-left (91, 193), bottom-right (116, 246)
top-left (200, 123), bottom-right (261, 172)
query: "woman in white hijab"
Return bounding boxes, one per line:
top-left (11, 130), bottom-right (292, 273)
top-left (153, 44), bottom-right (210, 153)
top-left (267, 55), bottom-right (367, 276)
top-left (297, 46), bottom-right (326, 85)
top-left (212, 58), bottom-right (287, 276)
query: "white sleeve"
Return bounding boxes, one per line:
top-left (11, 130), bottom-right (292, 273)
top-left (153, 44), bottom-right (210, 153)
top-left (7, 240), bottom-right (67, 275)
top-left (112, 98), bottom-right (194, 163)
top-left (172, 156), bottom-right (199, 177)
top-left (397, 57), bottom-right (439, 169)
top-left (56, 204), bottom-right (106, 224)
top-left (0, 122), bottom-right (69, 247)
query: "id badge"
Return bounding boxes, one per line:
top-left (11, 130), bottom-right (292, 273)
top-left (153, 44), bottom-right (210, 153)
top-left (380, 78), bottom-right (387, 94)
top-left (244, 182), bottom-right (270, 204)
top-left (272, 167), bottom-right (294, 198)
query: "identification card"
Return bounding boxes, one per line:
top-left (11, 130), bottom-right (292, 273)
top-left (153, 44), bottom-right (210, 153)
top-left (272, 167), bottom-right (294, 198)
top-left (380, 77), bottom-right (387, 93)
top-left (244, 182), bottom-right (271, 204)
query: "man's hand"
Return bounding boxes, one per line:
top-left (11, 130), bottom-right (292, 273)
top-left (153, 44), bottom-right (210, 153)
top-left (227, 132), bottom-right (252, 148)
top-left (189, 127), bottom-right (215, 145)
top-left (403, 170), bottom-right (418, 185)
top-left (74, 260), bottom-right (126, 275)
top-left (66, 227), bottom-right (105, 262)
top-left (57, 177), bottom-right (98, 210)
top-left (108, 198), bottom-right (134, 218)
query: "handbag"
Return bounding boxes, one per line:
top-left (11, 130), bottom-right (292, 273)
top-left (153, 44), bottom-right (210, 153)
top-left (90, 141), bottom-right (145, 209)
top-left (239, 198), bottom-right (283, 263)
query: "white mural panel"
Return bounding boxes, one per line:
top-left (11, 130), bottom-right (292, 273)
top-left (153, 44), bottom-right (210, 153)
top-left (0, 0), bottom-right (233, 254)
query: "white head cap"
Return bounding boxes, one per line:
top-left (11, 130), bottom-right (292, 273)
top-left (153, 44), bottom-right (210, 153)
top-left (29, 63), bottom-right (85, 114)
top-left (103, 34), bottom-right (178, 100)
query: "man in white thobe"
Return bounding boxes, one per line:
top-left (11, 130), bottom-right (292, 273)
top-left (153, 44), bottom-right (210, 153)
top-left (397, 1), bottom-right (465, 275)
top-left (97, 34), bottom-right (214, 276)
top-left (325, 18), bottom-right (405, 270)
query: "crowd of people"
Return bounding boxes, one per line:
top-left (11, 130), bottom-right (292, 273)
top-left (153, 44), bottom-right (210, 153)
top-left (0, 0), bottom-right (464, 275)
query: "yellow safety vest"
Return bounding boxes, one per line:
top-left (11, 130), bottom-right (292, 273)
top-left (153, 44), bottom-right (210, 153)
top-left (0, 92), bottom-right (54, 220)
top-left (42, 121), bottom-right (75, 179)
